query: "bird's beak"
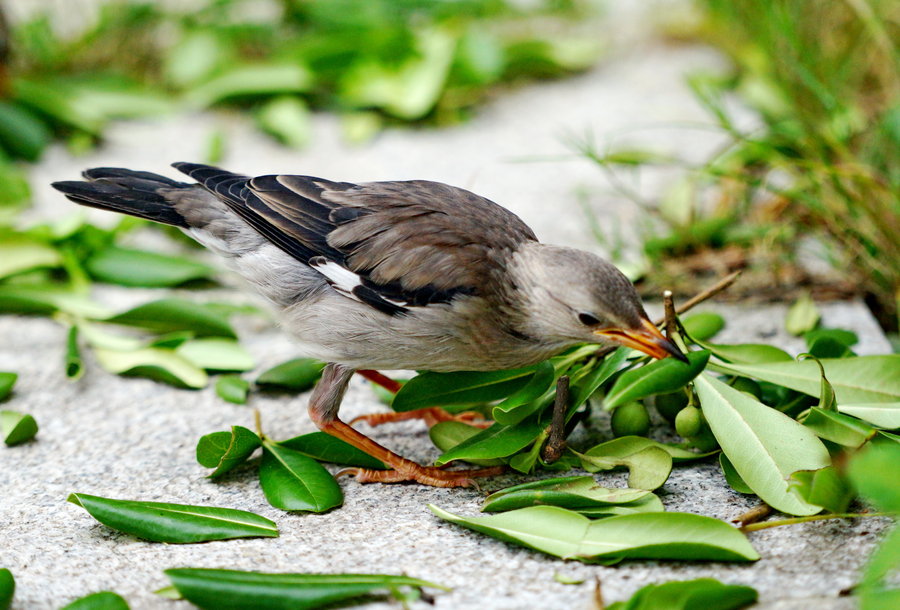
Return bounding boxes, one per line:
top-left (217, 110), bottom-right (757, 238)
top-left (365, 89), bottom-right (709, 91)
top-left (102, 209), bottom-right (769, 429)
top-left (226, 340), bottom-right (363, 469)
top-left (594, 319), bottom-right (689, 362)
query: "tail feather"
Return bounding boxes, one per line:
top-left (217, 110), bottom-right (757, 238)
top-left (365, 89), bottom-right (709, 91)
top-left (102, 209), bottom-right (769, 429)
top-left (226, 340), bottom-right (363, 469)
top-left (51, 167), bottom-right (191, 228)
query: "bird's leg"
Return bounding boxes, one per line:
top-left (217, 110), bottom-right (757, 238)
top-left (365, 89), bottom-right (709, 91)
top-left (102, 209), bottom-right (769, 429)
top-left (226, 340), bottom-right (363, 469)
top-left (354, 369), bottom-right (491, 429)
top-left (309, 364), bottom-right (505, 488)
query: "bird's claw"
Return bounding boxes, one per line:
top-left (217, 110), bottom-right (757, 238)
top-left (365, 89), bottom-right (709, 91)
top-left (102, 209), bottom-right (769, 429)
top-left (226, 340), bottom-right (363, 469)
top-left (349, 407), bottom-right (491, 429)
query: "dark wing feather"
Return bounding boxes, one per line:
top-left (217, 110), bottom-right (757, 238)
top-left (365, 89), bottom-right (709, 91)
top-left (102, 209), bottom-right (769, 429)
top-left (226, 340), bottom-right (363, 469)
top-left (172, 162), bottom-right (537, 314)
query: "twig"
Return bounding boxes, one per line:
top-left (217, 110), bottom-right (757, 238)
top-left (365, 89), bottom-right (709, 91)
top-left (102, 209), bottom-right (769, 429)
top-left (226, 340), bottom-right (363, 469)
top-left (254, 408), bottom-right (264, 439)
top-left (663, 290), bottom-right (678, 340)
top-left (666, 270), bottom-right (742, 320)
top-left (741, 511), bottom-right (896, 533)
top-left (733, 503), bottom-right (772, 527)
top-left (593, 576), bottom-right (605, 610)
top-left (541, 375), bottom-right (570, 463)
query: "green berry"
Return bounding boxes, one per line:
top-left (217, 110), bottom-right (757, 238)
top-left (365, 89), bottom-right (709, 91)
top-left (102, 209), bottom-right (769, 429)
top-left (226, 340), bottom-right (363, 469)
top-left (611, 401), bottom-right (651, 437)
top-left (675, 405), bottom-right (703, 438)
top-left (653, 391), bottom-right (688, 423)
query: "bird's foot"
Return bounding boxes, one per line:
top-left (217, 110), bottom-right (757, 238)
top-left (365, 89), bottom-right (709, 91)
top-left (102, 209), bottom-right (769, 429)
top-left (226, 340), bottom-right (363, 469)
top-left (349, 407), bottom-right (491, 429)
top-left (337, 464), bottom-right (506, 488)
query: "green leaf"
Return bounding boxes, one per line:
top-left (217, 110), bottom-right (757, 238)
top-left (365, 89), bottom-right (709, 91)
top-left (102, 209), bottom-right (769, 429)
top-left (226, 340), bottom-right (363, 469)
top-left (215, 376), bottom-right (250, 405)
top-left (93, 347), bottom-right (208, 389)
top-left (164, 30), bottom-right (224, 87)
top-left (837, 403), bottom-right (900, 429)
top-left (606, 578), bottom-right (757, 610)
top-left (786, 293), bottom-right (821, 335)
top-left (259, 442), bottom-right (343, 512)
top-left (0, 568), bottom-right (13, 610)
top-left (429, 505), bottom-right (759, 562)
top-left (0, 101), bottom-right (52, 161)
top-left (847, 442), bottom-right (900, 512)
top-left (801, 408), bottom-right (876, 447)
top-left (584, 436), bottom-right (715, 463)
top-left (482, 476), bottom-right (655, 512)
top-left (67, 493), bottom-right (278, 543)
top-left (570, 347), bottom-right (630, 408)
top-left (196, 426), bottom-right (261, 478)
top-left (164, 568), bottom-right (447, 610)
top-left (575, 493), bottom-right (666, 518)
top-left (277, 432), bottom-right (388, 469)
top-left (86, 246), bottom-right (215, 287)
top-left (711, 356), bottom-right (900, 403)
top-left (104, 299), bottom-right (236, 338)
top-left (804, 328), bottom-right (858, 348)
top-left (257, 96), bottom-right (311, 148)
top-left (789, 466), bottom-right (853, 514)
top-left (187, 64), bottom-right (312, 107)
top-left (256, 358), bottom-right (325, 392)
top-left (719, 454), bottom-right (753, 494)
top-left (175, 338), bottom-right (255, 372)
top-left (0, 238), bottom-right (61, 278)
top-left (575, 440), bottom-right (672, 491)
top-left (65, 326), bottom-right (83, 379)
top-left (604, 350), bottom-right (710, 409)
top-left (0, 372), bottom-right (17, 401)
top-left (428, 421), bottom-right (505, 467)
top-left (60, 591), bottom-right (129, 610)
top-left (682, 312), bottom-right (725, 341)
top-left (393, 366), bottom-right (537, 412)
top-left (0, 285), bottom-right (110, 318)
top-left (695, 375), bottom-right (830, 515)
top-left (434, 420), bottom-right (543, 466)
top-left (491, 361), bottom-right (556, 425)
top-left (1, 410), bottom-right (38, 446)
top-left (699, 341), bottom-right (793, 364)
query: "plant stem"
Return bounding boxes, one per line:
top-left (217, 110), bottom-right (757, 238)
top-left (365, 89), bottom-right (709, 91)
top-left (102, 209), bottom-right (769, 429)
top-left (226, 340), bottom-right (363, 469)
top-left (733, 503), bottom-right (772, 527)
top-left (541, 375), bottom-right (569, 464)
top-left (741, 511), bottom-right (896, 532)
top-left (254, 408), bottom-right (265, 439)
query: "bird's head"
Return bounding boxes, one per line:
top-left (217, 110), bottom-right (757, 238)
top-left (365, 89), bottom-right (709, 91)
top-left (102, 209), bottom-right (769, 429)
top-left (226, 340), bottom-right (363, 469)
top-left (506, 244), bottom-right (686, 362)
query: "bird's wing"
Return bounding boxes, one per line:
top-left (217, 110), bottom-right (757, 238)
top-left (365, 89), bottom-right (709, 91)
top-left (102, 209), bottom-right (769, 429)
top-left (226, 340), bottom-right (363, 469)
top-left (173, 163), bottom-right (537, 315)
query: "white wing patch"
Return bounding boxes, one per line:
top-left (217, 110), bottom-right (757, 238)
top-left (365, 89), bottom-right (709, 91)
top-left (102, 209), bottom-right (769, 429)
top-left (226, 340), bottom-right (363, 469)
top-left (309, 257), bottom-right (362, 298)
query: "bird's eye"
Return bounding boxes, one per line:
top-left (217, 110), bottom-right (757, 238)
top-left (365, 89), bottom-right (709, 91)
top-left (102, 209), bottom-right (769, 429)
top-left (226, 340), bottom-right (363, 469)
top-left (578, 312), bottom-right (601, 326)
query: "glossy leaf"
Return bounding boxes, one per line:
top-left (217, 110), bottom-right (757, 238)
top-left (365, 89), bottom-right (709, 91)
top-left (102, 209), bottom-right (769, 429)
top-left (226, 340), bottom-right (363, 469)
top-left (699, 341), bottom-right (792, 365)
top-left (575, 494), bottom-right (665, 518)
top-left (93, 347), bottom-right (208, 389)
top-left (278, 432), bottom-right (387, 469)
top-left (430, 505), bottom-right (759, 562)
top-left (575, 442), bottom-right (672, 491)
top-left (428, 421), bottom-right (505, 466)
top-left (804, 328), bottom-right (858, 348)
top-left (215, 376), bottom-right (250, 405)
top-left (607, 578), bottom-right (757, 610)
top-left (847, 442), bottom-right (900, 512)
top-left (711, 356), bottom-right (900, 403)
top-left (256, 359), bottom-right (325, 392)
top-left (86, 246), bottom-right (215, 287)
top-left (719, 454), bottom-right (752, 494)
top-left (164, 568), bottom-right (447, 610)
top-left (789, 466), bottom-right (853, 513)
top-left (393, 366), bottom-right (536, 412)
top-left (259, 442), bottom-right (343, 512)
top-left (570, 347), bottom-right (630, 408)
top-left (587, 436), bottom-right (715, 463)
top-left (1, 410), bottom-right (38, 446)
top-left (802, 408), bottom-right (875, 447)
top-left (0, 285), bottom-right (110, 318)
top-left (0, 372), bottom-right (16, 400)
top-left (67, 493), bottom-right (278, 543)
top-left (482, 476), bottom-right (653, 512)
top-left (196, 426), bottom-right (261, 478)
top-left (60, 591), bottom-right (129, 610)
top-left (176, 338), bottom-right (255, 372)
top-left (0, 101), bottom-right (51, 161)
top-left (604, 350), bottom-right (710, 410)
top-left (491, 361), bottom-right (556, 425)
top-left (434, 420), bottom-right (543, 466)
top-left (837, 403), bottom-right (900, 429)
top-left (681, 312), bottom-right (725, 341)
top-left (0, 568), bottom-right (12, 610)
top-left (103, 299), bottom-right (236, 338)
top-left (695, 375), bottom-right (830, 515)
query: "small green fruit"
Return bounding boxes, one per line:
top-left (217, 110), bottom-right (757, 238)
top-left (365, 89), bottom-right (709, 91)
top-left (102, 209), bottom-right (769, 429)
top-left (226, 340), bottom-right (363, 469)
top-left (653, 391), bottom-right (688, 423)
top-left (611, 401), bottom-right (651, 438)
top-left (675, 405), bottom-right (703, 438)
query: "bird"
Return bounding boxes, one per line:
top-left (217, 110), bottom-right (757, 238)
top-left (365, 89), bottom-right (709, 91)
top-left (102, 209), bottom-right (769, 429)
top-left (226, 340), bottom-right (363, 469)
top-left (52, 163), bottom-right (686, 487)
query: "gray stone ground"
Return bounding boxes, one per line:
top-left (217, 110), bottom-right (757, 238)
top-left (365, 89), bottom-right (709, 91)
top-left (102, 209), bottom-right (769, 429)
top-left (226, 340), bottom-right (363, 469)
top-left (1, 3), bottom-right (894, 609)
